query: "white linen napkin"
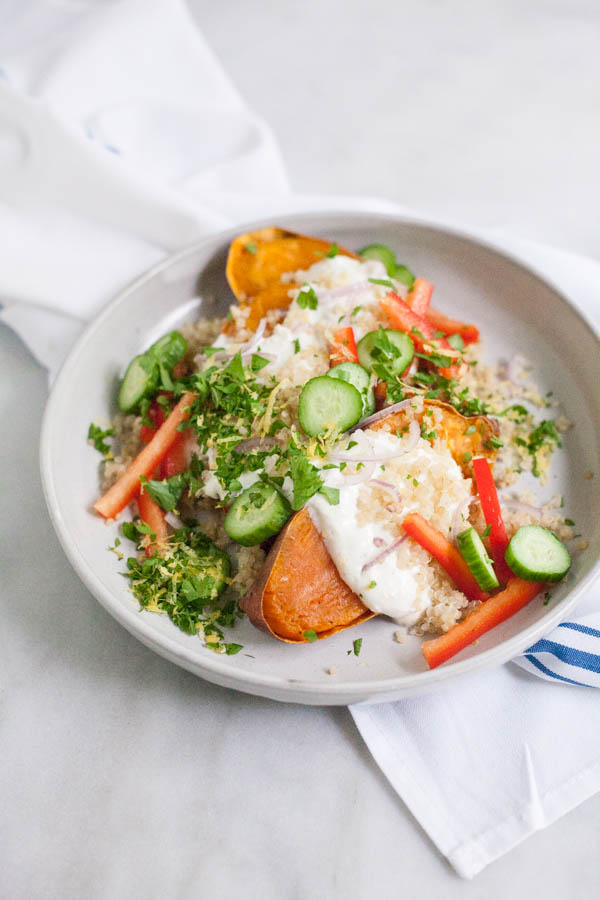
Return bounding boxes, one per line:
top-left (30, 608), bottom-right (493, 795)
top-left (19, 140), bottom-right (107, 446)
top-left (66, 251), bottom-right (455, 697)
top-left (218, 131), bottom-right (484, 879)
top-left (2, 0), bottom-right (599, 879)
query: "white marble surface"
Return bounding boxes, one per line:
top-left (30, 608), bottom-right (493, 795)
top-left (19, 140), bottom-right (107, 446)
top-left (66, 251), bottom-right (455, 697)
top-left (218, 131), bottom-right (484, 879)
top-left (3, 0), bottom-right (600, 896)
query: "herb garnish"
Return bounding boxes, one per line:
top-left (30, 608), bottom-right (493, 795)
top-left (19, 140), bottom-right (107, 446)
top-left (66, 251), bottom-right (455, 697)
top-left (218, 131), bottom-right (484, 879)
top-left (88, 423), bottom-right (114, 457)
top-left (296, 284), bottom-right (319, 310)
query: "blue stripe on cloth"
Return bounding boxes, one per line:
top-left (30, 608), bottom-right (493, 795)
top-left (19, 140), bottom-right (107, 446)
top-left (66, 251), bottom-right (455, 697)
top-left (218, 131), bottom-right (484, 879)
top-left (558, 621), bottom-right (600, 639)
top-left (525, 638), bottom-right (600, 674)
top-left (523, 654), bottom-right (591, 687)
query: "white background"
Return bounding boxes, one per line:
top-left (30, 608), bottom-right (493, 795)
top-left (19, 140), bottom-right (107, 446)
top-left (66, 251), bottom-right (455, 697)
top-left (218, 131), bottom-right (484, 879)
top-left (2, 0), bottom-right (599, 896)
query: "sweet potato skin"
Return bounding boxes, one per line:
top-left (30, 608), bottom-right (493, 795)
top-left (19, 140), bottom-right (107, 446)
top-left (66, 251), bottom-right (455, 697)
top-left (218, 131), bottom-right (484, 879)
top-left (241, 508), bottom-right (374, 642)
top-left (226, 228), bottom-right (358, 332)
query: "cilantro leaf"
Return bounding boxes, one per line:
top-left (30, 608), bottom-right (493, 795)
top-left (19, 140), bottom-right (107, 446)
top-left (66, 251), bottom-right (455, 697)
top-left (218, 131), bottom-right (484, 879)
top-left (353, 638), bottom-right (362, 656)
top-left (303, 629), bottom-right (318, 643)
top-left (251, 353), bottom-right (270, 372)
top-left (140, 473), bottom-right (187, 512)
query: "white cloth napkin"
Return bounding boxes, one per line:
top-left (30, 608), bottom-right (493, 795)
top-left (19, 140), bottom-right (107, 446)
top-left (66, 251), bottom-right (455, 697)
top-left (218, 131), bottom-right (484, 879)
top-left (2, 0), bottom-right (599, 880)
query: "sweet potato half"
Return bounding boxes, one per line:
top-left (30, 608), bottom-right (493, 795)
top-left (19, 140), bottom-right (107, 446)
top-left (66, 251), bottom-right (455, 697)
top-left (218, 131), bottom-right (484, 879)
top-left (225, 228), bottom-right (358, 332)
top-left (241, 403), bottom-right (498, 643)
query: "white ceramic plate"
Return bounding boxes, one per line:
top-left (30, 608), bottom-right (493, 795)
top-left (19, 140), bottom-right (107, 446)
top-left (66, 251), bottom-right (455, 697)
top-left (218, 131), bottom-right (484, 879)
top-left (40, 212), bottom-right (600, 705)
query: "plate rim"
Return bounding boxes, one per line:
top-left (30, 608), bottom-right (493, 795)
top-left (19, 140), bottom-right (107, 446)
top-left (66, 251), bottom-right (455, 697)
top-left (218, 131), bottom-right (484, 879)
top-left (40, 209), bottom-right (600, 704)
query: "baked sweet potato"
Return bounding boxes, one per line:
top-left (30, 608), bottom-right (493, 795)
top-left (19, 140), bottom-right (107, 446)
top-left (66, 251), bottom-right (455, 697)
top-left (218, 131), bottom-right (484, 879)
top-left (369, 399), bottom-right (499, 478)
top-left (241, 402), bottom-right (498, 642)
top-left (226, 228), bottom-right (358, 332)
top-left (241, 507), bottom-right (374, 643)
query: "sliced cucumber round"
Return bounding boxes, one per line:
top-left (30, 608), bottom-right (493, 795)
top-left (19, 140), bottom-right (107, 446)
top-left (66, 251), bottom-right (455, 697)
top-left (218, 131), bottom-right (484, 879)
top-left (148, 331), bottom-right (187, 369)
top-left (505, 525), bottom-right (572, 583)
top-left (392, 263), bottom-right (415, 290)
top-left (118, 354), bottom-right (159, 413)
top-left (298, 376), bottom-right (363, 437)
top-left (356, 328), bottom-right (414, 378)
top-left (326, 362), bottom-right (375, 417)
top-left (224, 482), bottom-right (291, 547)
top-left (457, 527), bottom-right (499, 592)
top-left (358, 243), bottom-right (396, 275)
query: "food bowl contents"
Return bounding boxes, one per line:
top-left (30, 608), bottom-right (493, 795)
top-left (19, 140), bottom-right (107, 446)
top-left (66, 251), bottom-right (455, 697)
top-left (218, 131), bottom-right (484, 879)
top-left (89, 229), bottom-right (578, 666)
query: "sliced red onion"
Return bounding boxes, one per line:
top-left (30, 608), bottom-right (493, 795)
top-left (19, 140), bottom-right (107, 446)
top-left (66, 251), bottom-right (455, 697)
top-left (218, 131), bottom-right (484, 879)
top-left (234, 436), bottom-right (279, 454)
top-left (349, 398), bottom-right (415, 432)
top-left (451, 496), bottom-right (474, 540)
top-left (316, 280), bottom-right (371, 306)
top-left (165, 511), bottom-right (184, 529)
top-left (361, 535), bottom-right (407, 573)
top-left (371, 479), bottom-right (402, 502)
top-left (499, 496), bottom-right (543, 517)
top-left (337, 459), bottom-right (377, 486)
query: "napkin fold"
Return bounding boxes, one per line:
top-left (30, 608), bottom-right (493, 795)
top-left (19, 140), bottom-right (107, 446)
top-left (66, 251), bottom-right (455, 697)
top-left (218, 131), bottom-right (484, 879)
top-left (2, 0), bottom-right (599, 879)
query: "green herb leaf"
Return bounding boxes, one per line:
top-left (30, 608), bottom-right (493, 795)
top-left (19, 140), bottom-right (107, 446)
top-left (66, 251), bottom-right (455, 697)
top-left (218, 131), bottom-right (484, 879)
top-left (289, 449), bottom-right (323, 510)
top-left (245, 242), bottom-right (257, 255)
top-left (251, 353), bottom-right (270, 372)
top-left (293, 338), bottom-right (300, 354)
top-left (447, 333), bottom-right (465, 351)
top-left (319, 485), bottom-right (340, 506)
top-left (353, 638), bottom-right (362, 656)
top-left (482, 524), bottom-right (492, 538)
top-left (368, 277), bottom-right (395, 289)
top-left (87, 423), bottom-right (114, 457)
top-left (296, 283), bottom-right (319, 310)
top-left (304, 629), bottom-right (318, 643)
top-left (141, 473), bottom-right (187, 512)
top-left (326, 243), bottom-right (339, 258)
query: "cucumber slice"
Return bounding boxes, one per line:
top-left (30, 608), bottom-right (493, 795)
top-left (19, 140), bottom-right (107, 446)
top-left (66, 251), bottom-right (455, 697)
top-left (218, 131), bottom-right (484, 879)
top-left (505, 525), bottom-right (572, 582)
top-left (298, 376), bottom-right (363, 437)
top-left (326, 362), bottom-right (375, 417)
top-left (357, 329), bottom-right (414, 377)
top-left (148, 331), bottom-right (187, 369)
top-left (392, 264), bottom-right (415, 290)
top-left (358, 243), bottom-right (396, 276)
top-left (457, 527), bottom-right (500, 591)
top-left (118, 354), bottom-right (159, 413)
top-left (225, 482), bottom-right (291, 547)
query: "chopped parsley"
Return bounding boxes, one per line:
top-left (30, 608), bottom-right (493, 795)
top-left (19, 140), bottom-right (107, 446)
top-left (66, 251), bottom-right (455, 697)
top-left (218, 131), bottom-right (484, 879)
top-left (293, 338), bottom-right (300, 354)
top-left (447, 333), bottom-right (465, 351)
top-left (353, 638), bottom-right (363, 656)
top-left (482, 524), bottom-right (492, 538)
top-left (122, 524), bottom-right (241, 653)
top-left (564, 518), bottom-right (575, 527)
top-left (304, 629), bottom-right (318, 643)
top-left (251, 353), bottom-right (270, 372)
top-left (139, 473), bottom-right (187, 512)
top-left (319, 485), bottom-right (340, 506)
top-left (87, 423), bottom-right (114, 457)
top-left (296, 283), bottom-right (319, 310)
top-left (245, 242), bottom-right (258, 255)
top-left (326, 243), bottom-right (339, 258)
top-left (288, 448), bottom-right (324, 510)
top-left (527, 420), bottom-right (562, 477)
top-left (368, 277), bottom-right (395, 289)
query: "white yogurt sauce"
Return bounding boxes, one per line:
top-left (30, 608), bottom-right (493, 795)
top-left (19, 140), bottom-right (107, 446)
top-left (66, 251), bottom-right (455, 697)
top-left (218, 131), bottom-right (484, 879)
top-left (307, 429), bottom-right (470, 625)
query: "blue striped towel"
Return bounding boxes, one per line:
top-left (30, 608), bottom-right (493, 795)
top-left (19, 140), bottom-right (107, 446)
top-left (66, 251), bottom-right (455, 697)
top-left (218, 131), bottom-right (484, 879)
top-left (515, 619), bottom-right (600, 687)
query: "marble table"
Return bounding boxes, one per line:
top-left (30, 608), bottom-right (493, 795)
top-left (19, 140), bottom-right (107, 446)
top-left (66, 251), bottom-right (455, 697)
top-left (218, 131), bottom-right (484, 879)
top-left (3, 0), bottom-right (600, 896)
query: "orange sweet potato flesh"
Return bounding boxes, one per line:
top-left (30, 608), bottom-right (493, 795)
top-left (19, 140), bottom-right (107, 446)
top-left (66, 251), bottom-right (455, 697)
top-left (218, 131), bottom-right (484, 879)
top-left (241, 402), bottom-right (498, 643)
top-left (226, 228), bottom-right (358, 332)
top-left (241, 507), bottom-right (375, 642)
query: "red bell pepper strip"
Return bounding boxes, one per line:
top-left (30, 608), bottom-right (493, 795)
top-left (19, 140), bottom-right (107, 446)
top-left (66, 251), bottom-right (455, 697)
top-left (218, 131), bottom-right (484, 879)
top-left (425, 307), bottom-right (479, 344)
top-left (472, 457), bottom-right (512, 583)
top-left (421, 577), bottom-right (544, 669)
top-left (160, 433), bottom-right (188, 479)
top-left (406, 277), bottom-right (434, 316)
top-left (329, 327), bottom-right (359, 366)
top-left (139, 400), bottom-right (166, 443)
top-left (94, 391), bottom-right (196, 519)
top-left (379, 293), bottom-right (462, 379)
top-left (402, 513), bottom-right (488, 604)
top-left (137, 485), bottom-right (169, 557)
